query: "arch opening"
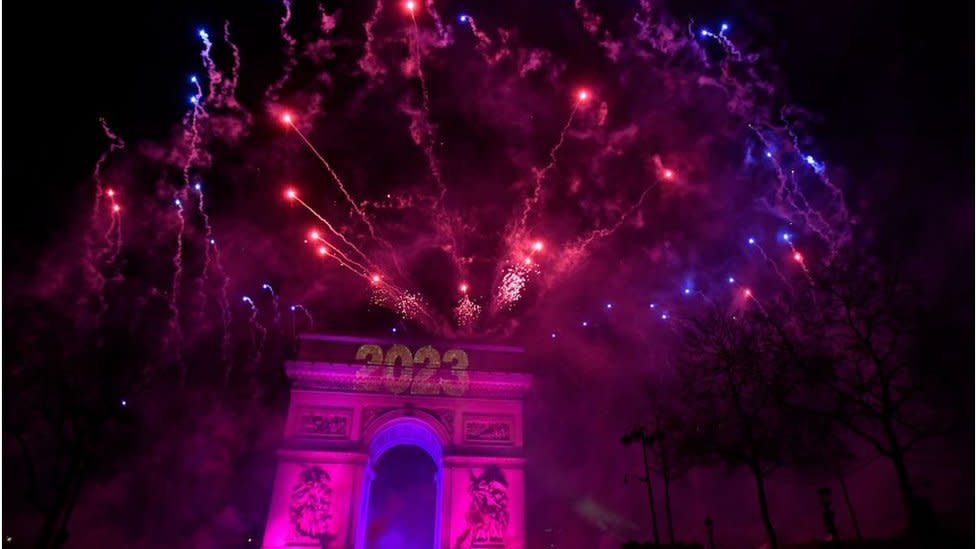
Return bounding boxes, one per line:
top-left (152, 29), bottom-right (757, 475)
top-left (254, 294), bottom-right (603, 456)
top-left (365, 445), bottom-right (437, 549)
top-left (355, 417), bottom-right (445, 549)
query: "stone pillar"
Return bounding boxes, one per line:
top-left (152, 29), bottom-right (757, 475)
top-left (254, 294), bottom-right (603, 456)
top-left (443, 456), bottom-right (526, 549)
top-left (261, 450), bottom-right (367, 549)
top-left (352, 462), bottom-right (374, 549)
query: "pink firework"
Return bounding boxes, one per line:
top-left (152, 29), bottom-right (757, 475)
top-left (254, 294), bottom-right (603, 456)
top-left (454, 295), bottom-right (482, 329)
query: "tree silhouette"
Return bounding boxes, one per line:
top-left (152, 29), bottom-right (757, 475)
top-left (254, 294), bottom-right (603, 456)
top-left (4, 244), bottom-right (293, 547)
top-left (773, 248), bottom-right (952, 538)
top-left (3, 289), bottom-right (161, 549)
top-left (648, 410), bottom-right (696, 546)
top-left (627, 387), bottom-right (697, 546)
top-left (622, 426), bottom-right (662, 546)
top-left (675, 306), bottom-right (822, 549)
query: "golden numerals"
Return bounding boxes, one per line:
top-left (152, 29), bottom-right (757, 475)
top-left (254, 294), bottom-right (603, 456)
top-left (411, 346), bottom-right (441, 395)
top-left (353, 344), bottom-right (384, 392)
top-left (383, 344), bottom-right (413, 395)
top-left (353, 344), bottom-right (470, 396)
top-left (440, 349), bottom-right (470, 396)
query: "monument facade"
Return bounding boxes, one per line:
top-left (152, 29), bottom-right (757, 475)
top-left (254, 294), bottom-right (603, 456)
top-left (261, 334), bottom-right (531, 549)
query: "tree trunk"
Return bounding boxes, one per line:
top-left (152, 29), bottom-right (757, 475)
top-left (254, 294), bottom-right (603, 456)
top-left (641, 438), bottom-right (661, 545)
top-left (888, 442), bottom-right (927, 536)
top-left (836, 473), bottom-right (862, 540)
top-left (34, 488), bottom-right (72, 549)
top-left (33, 459), bottom-right (81, 549)
top-left (664, 475), bottom-right (675, 545)
top-left (751, 468), bottom-right (779, 549)
top-left (51, 462), bottom-right (88, 548)
top-left (880, 411), bottom-right (925, 536)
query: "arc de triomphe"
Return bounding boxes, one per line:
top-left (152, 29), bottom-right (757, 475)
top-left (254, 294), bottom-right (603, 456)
top-left (261, 334), bottom-right (531, 549)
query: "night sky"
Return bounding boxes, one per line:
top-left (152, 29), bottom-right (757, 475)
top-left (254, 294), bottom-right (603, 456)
top-left (3, 0), bottom-right (973, 547)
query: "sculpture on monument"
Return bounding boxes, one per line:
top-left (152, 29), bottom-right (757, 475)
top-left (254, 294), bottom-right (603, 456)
top-left (262, 335), bottom-right (529, 549)
top-left (462, 466), bottom-right (510, 547)
top-left (289, 466), bottom-right (334, 540)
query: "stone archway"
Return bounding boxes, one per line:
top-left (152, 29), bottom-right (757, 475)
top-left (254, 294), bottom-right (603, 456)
top-left (260, 335), bottom-right (531, 549)
top-left (355, 417), bottom-right (446, 549)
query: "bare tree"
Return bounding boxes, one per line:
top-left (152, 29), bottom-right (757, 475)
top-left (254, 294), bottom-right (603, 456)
top-left (3, 250), bottom-right (194, 548)
top-left (649, 414), bottom-right (696, 547)
top-left (630, 389), bottom-right (697, 547)
top-left (4, 297), bottom-right (140, 549)
top-left (782, 250), bottom-right (950, 537)
top-left (622, 427), bottom-right (662, 546)
top-left (675, 306), bottom-right (820, 549)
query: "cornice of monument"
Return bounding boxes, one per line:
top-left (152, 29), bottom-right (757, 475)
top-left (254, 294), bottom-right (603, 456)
top-left (286, 360), bottom-right (532, 399)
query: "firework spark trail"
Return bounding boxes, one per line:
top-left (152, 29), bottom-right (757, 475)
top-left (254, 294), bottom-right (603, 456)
top-left (488, 240), bottom-right (548, 315)
top-left (748, 239), bottom-right (793, 292)
top-left (91, 194), bottom-right (123, 332)
top-left (695, 290), bottom-right (717, 306)
top-left (573, 0), bottom-right (622, 61)
top-left (422, 0), bottom-right (451, 46)
top-left (695, 26), bottom-right (776, 127)
top-left (750, 125), bottom-right (836, 245)
top-left (88, 121), bottom-right (126, 282)
top-left (198, 27), bottom-right (223, 105)
top-left (267, 0), bottom-right (298, 100)
top-left (307, 211), bottom-right (432, 324)
top-left (173, 60), bottom-right (211, 382)
top-left (786, 241), bottom-right (816, 287)
top-left (210, 239), bottom-right (232, 369)
top-left (358, 2), bottom-right (459, 279)
top-left (492, 260), bottom-right (538, 312)
top-left (241, 296), bottom-right (267, 370)
top-left (574, 0), bottom-right (602, 37)
top-left (183, 81), bottom-right (205, 188)
top-left (311, 231), bottom-right (435, 327)
top-left (415, 180), bottom-right (467, 281)
top-left (313, 244), bottom-right (371, 280)
top-left (559, 182), bottom-right (655, 271)
top-left (101, 207), bottom-right (123, 266)
top-left (221, 22), bottom-right (245, 110)
top-left (743, 289), bottom-right (770, 317)
top-left (192, 183), bottom-right (216, 278)
top-left (453, 294), bottom-right (482, 329)
top-left (309, 233), bottom-right (373, 276)
top-left (784, 168), bottom-right (837, 246)
top-left (93, 118), bottom-right (126, 214)
top-left (403, 5), bottom-right (465, 278)
top-left (360, 0), bottom-right (386, 78)
top-left (632, 0), bottom-right (685, 57)
top-left (518, 99), bottom-right (583, 231)
top-left (296, 195), bottom-right (418, 299)
top-left (286, 121), bottom-right (382, 238)
top-left (171, 196), bottom-right (187, 378)
top-left (777, 165), bottom-right (834, 246)
top-left (694, 25), bottom-right (844, 256)
top-left (784, 122), bottom-right (851, 249)
top-left (459, 15), bottom-right (495, 63)
top-left (371, 284), bottom-right (440, 327)
top-left (292, 194), bottom-right (378, 269)
top-left (193, 27), bottom-right (237, 359)
top-left (699, 25), bottom-right (748, 62)
top-left (111, 211), bottom-right (124, 262)
top-left (261, 283), bottom-right (282, 327)
top-left (692, 24), bottom-right (846, 257)
top-left (407, 7), bottom-right (446, 201)
top-left (87, 120), bottom-right (126, 326)
top-left (192, 187), bottom-right (231, 360)
top-left (291, 304), bottom-right (314, 331)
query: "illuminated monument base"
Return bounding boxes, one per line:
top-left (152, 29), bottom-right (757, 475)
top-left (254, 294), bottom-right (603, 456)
top-left (261, 335), bottom-right (531, 549)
